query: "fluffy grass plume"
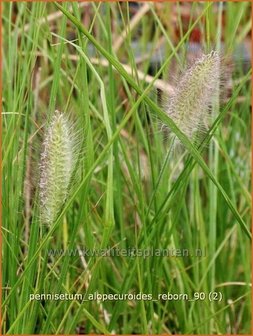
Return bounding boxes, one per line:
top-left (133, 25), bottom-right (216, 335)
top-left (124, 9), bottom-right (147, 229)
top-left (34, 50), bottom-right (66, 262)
top-left (166, 51), bottom-right (220, 144)
top-left (39, 111), bottom-right (75, 224)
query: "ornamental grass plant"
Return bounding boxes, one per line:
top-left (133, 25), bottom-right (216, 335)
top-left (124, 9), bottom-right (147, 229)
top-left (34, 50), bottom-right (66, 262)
top-left (2, 1), bottom-right (251, 334)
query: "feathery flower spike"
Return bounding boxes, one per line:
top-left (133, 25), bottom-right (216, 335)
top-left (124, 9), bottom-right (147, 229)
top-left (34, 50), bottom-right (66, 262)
top-left (166, 51), bottom-right (220, 144)
top-left (39, 111), bottom-right (75, 224)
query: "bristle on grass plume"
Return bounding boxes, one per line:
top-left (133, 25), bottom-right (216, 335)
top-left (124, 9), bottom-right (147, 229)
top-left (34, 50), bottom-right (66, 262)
top-left (166, 51), bottom-right (220, 145)
top-left (39, 111), bottom-right (75, 225)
